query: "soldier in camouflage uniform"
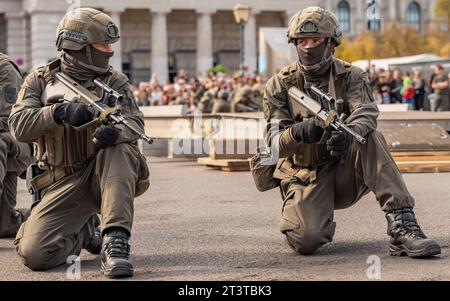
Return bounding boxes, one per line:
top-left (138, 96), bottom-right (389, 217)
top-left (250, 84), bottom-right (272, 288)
top-left (0, 53), bottom-right (33, 238)
top-left (231, 85), bottom-right (261, 113)
top-left (8, 8), bottom-right (150, 277)
top-left (211, 90), bottom-right (231, 114)
top-left (263, 7), bottom-right (440, 257)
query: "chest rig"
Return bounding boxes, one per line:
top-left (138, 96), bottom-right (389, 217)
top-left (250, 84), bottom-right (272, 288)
top-left (280, 61), bottom-right (351, 178)
top-left (35, 59), bottom-right (113, 171)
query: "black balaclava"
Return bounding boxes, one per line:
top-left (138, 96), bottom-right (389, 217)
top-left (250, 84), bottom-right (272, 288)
top-left (296, 38), bottom-right (335, 81)
top-left (61, 45), bottom-right (114, 81)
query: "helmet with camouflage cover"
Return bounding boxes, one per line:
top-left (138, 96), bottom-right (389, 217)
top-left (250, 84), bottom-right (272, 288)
top-left (56, 7), bottom-right (119, 51)
top-left (287, 6), bottom-right (342, 46)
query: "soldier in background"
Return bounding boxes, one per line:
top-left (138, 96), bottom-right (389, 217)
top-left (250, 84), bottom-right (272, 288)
top-left (231, 86), bottom-right (261, 112)
top-left (262, 7), bottom-right (440, 257)
top-left (198, 91), bottom-right (215, 113)
top-left (0, 52), bottom-right (33, 238)
top-left (8, 8), bottom-right (150, 278)
top-left (211, 90), bottom-right (231, 114)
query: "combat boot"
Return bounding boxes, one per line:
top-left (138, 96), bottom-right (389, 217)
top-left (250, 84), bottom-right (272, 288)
top-left (386, 208), bottom-right (441, 258)
top-left (101, 228), bottom-right (133, 278)
top-left (80, 215), bottom-right (102, 255)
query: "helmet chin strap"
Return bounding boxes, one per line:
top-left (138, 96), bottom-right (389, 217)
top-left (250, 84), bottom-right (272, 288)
top-left (300, 38), bottom-right (334, 73)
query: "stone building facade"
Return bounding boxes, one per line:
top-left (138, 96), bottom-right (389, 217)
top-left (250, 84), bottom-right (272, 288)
top-left (0, 0), bottom-right (438, 83)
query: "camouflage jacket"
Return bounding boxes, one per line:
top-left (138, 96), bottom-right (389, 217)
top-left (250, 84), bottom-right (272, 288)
top-left (8, 59), bottom-right (145, 168)
top-left (263, 58), bottom-right (379, 170)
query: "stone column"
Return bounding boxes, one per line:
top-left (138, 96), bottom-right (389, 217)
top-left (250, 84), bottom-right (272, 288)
top-left (349, 2), bottom-right (356, 36)
top-left (196, 9), bottom-right (215, 76)
top-left (151, 10), bottom-right (169, 83)
top-left (388, 0), bottom-right (397, 21)
top-left (5, 12), bottom-right (29, 70)
top-left (30, 11), bottom-right (64, 68)
top-left (400, 0), bottom-right (408, 23)
top-left (244, 12), bottom-right (257, 72)
top-left (108, 10), bottom-right (123, 72)
top-left (428, 0), bottom-right (436, 23)
top-left (356, 0), bottom-right (368, 34)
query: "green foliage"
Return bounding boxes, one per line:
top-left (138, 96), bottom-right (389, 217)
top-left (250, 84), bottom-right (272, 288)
top-left (335, 23), bottom-right (450, 62)
top-left (210, 64), bottom-right (229, 74)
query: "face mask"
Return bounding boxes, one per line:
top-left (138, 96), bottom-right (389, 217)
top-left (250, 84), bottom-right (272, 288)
top-left (90, 46), bottom-right (114, 70)
top-left (62, 46), bottom-right (113, 81)
top-left (296, 41), bottom-right (327, 66)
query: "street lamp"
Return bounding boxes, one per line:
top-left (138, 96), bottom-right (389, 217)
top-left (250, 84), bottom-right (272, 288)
top-left (233, 4), bottom-right (251, 73)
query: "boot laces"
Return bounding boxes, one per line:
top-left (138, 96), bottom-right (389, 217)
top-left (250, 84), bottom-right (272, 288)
top-left (104, 237), bottom-right (130, 259)
top-left (394, 212), bottom-right (426, 239)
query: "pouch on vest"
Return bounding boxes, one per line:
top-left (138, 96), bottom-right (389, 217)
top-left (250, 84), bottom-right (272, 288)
top-left (273, 158), bottom-right (313, 186)
top-left (249, 146), bottom-right (280, 192)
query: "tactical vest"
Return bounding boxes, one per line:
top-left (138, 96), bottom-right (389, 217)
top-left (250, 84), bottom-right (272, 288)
top-left (35, 59), bottom-right (98, 170)
top-left (280, 60), bottom-right (352, 169)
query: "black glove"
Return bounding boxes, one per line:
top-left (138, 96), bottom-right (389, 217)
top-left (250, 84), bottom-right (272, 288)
top-left (53, 103), bottom-right (95, 127)
top-left (327, 130), bottom-right (352, 158)
top-left (93, 125), bottom-right (119, 149)
top-left (291, 118), bottom-right (325, 144)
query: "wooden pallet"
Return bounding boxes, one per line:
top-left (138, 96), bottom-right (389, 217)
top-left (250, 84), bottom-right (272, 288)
top-left (197, 157), bottom-right (250, 172)
top-left (199, 152), bottom-right (450, 173)
top-left (392, 152), bottom-right (450, 173)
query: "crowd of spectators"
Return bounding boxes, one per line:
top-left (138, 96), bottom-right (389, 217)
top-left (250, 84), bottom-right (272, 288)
top-left (130, 68), bottom-right (265, 114)
top-left (130, 63), bottom-right (450, 113)
top-left (367, 64), bottom-right (450, 111)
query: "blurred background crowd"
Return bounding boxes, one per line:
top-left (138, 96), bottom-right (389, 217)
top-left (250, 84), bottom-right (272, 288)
top-left (367, 64), bottom-right (450, 111)
top-left (131, 63), bottom-right (450, 114)
top-left (130, 68), bottom-right (265, 114)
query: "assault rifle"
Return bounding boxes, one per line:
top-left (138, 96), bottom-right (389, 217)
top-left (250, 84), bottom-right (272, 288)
top-left (44, 72), bottom-right (154, 144)
top-left (287, 85), bottom-right (366, 144)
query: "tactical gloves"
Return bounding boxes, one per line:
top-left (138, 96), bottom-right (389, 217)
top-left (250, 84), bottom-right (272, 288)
top-left (291, 118), bottom-right (324, 144)
top-left (93, 125), bottom-right (119, 149)
top-left (53, 103), bottom-right (95, 127)
top-left (327, 130), bottom-right (351, 158)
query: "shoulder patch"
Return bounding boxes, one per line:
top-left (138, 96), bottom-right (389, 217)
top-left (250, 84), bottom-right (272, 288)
top-left (4, 86), bottom-right (17, 104)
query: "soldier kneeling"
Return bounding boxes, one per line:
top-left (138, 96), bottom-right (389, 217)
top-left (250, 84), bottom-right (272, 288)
top-left (8, 8), bottom-right (150, 278)
top-left (260, 7), bottom-right (441, 258)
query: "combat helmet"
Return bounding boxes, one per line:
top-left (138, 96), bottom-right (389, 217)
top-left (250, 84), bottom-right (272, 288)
top-left (56, 7), bottom-right (119, 51)
top-left (287, 6), bottom-right (342, 46)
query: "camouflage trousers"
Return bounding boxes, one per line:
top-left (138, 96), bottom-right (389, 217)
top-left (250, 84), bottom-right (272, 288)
top-left (279, 130), bottom-right (415, 254)
top-left (0, 132), bottom-right (32, 237)
top-left (14, 143), bottom-right (149, 271)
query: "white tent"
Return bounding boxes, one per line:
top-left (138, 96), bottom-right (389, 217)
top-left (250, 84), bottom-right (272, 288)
top-left (352, 53), bottom-right (444, 71)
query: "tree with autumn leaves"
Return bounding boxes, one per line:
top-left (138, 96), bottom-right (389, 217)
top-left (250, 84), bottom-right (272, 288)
top-left (335, 0), bottom-right (450, 62)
